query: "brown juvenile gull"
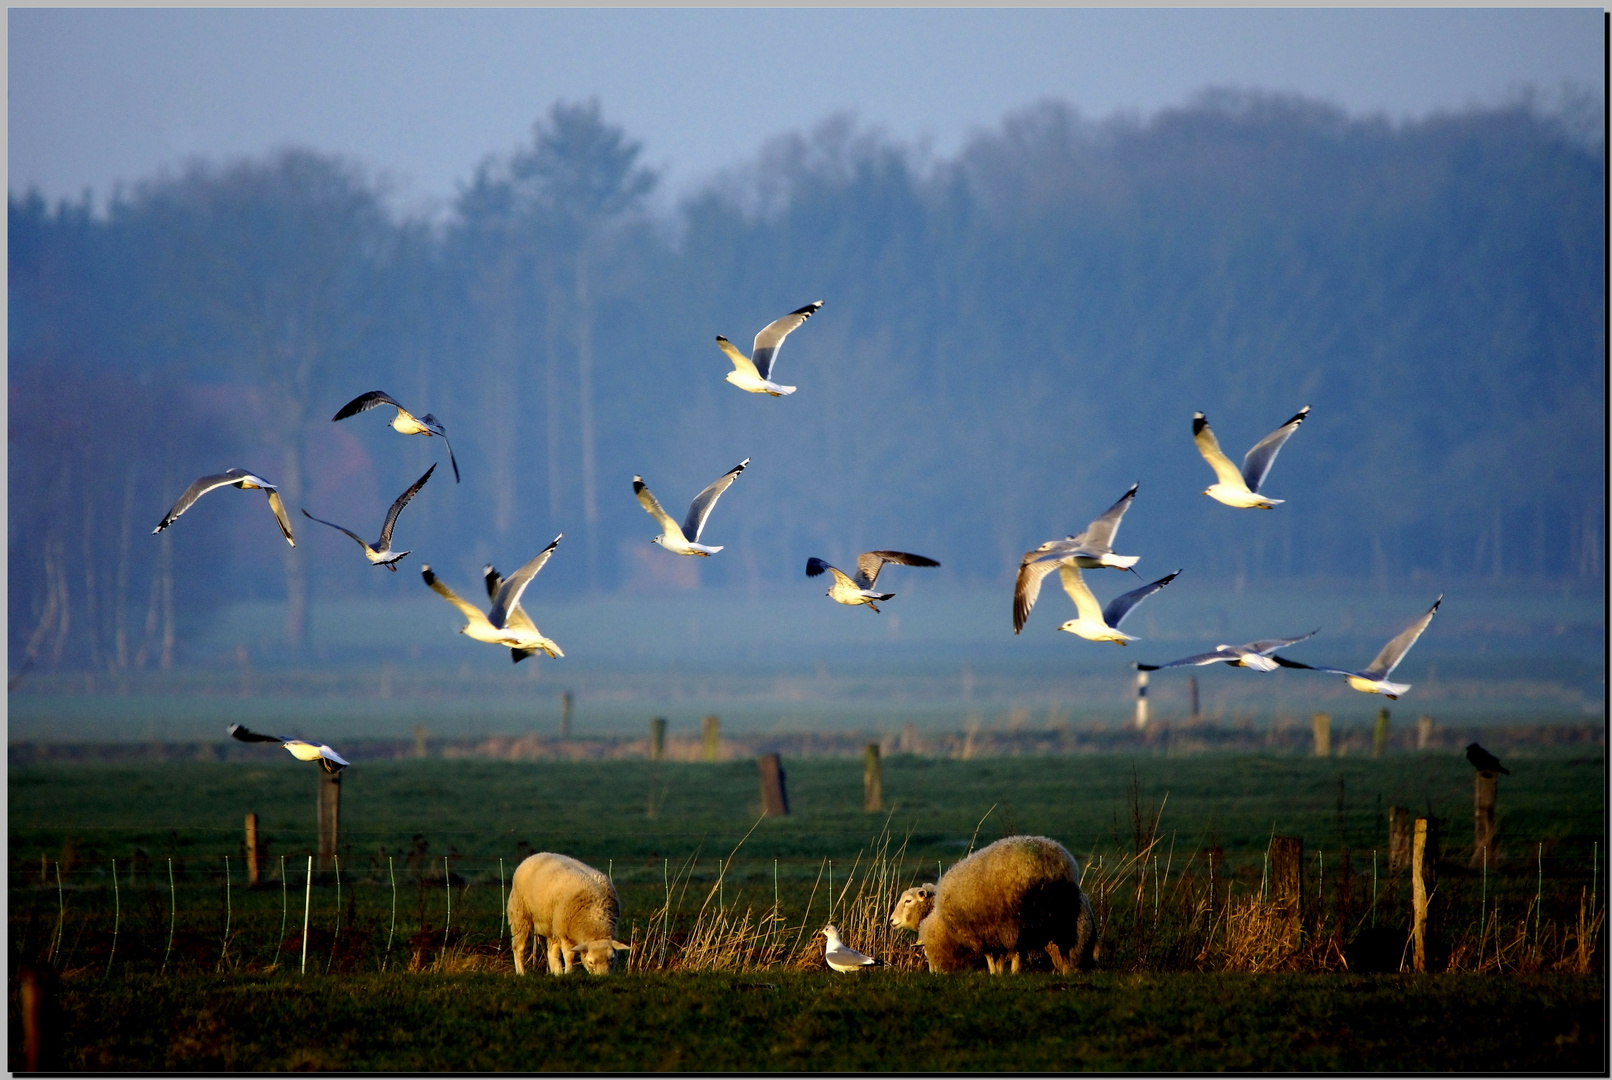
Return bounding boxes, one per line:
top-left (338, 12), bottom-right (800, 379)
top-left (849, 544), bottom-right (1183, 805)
top-left (806, 550), bottom-right (940, 613)
top-left (1014, 484), bottom-right (1142, 633)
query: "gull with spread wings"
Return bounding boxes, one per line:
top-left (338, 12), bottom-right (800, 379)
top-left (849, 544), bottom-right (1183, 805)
top-left (1054, 565), bottom-right (1180, 645)
top-left (1137, 630), bottom-right (1318, 673)
top-left (332, 390), bottom-right (460, 482)
top-left (1193, 406), bottom-right (1309, 508)
top-left (806, 550), bottom-right (940, 613)
top-left (634, 459), bottom-right (749, 556)
top-left (716, 302), bottom-right (822, 396)
top-left (1014, 484), bottom-right (1142, 633)
top-left (153, 469), bottom-right (296, 546)
top-left (421, 536), bottom-right (565, 662)
top-left (300, 464), bottom-right (434, 571)
top-left (1271, 596), bottom-right (1441, 699)
top-left (228, 723), bottom-right (349, 772)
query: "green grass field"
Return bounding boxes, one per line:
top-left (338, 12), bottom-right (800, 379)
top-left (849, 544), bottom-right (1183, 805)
top-left (10, 751), bottom-right (1605, 1070)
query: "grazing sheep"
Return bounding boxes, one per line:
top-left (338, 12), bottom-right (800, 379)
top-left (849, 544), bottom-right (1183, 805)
top-left (507, 852), bottom-right (630, 975)
top-left (889, 835), bottom-right (1096, 974)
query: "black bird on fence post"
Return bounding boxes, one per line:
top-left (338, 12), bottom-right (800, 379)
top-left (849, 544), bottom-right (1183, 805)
top-left (1465, 743), bottom-right (1510, 775)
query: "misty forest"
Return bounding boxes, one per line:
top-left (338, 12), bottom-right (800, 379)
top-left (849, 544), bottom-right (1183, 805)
top-left (9, 91), bottom-right (1605, 677)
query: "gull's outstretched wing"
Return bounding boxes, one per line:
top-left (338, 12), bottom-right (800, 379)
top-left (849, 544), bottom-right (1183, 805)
top-left (681, 458), bottom-right (749, 543)
top-left (228, 722), bottom-right (290, 744)
top-left (1103, 570), bottom-right (1181, 630)
top-left (1136, 648), bottom-right (1243, 671)
top-left (716, 337), bottom-right (761, 380)
top-left (1362, 596), bottom-right (1441, 679)
top-left (377, 464), bottom-right (435, 549)
top-left (421, 565), bottom-right (493, 631)
top-left (153, 470), bottom-right (253, 533)
top-left (264, 490), bottom-right (296, 546)
top-left (825, 565), bottom-right (862, 592)
top-left (488, 534), bottom-right (563, 630)
top-left (318, 744), bottom-right (350, 770)
top-left (301, 509), bottom-right (372, 553)
top-left (418, 414), bottom-right (460, 483)
top-left (1240, 406), bottom-right (1310, 494)
top-left (750, 301), bottom-right (822, 380)
top-left (633, 476), bottom-right (684, 537)
top-left (1058, 563), bottom-right (1106, 625)
top-left (1192, 414), bottom-right (1246, 489)
top-left (1081, 484), bottom-right (1138, 553)
top-left (1270, 654), bottom-right (1354, 676)
top-left (1242, 630), bottom-right (1319, 656)
top-left (805, 557), bottom-right (836, 578)
top-left (483, 564), bottom-right (504, 602)
top-left (441, 433), bottom-right (460, 483)
top-left (332, 390), bottom-right (405, 422)
top-left (1014, 549), bottom-right (1077, 633)
top-left (856, 550), bottom-right (939, 590)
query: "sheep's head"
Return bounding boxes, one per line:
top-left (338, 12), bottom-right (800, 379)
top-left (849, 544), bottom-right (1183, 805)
top-left (888, 884), bottom-right (936, 930)
top-left (568, 938), bottom-right (631, 975)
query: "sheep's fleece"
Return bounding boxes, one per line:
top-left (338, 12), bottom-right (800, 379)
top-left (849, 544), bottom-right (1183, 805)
top-left (889, 834), bottom-right (1096, 973)
top-left (507, 852), bottom-right (630, 975)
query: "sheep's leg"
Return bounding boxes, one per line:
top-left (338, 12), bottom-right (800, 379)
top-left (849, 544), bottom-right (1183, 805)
top-left (1046, 942), bottom-right (1070, 974)
top-left (1008, 951), bottom-right (1021, 975)
top-left (985, 954), bottom-right (999, 975)
top-left (510, 910), bottom-right (529, 975)
top-left (546, 938), bottom-right (567, 975)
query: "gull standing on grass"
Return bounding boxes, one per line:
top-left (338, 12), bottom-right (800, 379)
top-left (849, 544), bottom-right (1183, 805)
top-left (1136, 630), bottom-right (1319, 673)
top-left (1270, 596), bottom-right (1441, 699)
top-left (1055, 565), bottom-right (1180, 644)
top-left (300, 464), bottom-right (434, 572)
top-left (634, 459), bottom-right (749, 556)
top-left (1193, 406), bottom-right (1310, 508)
top-left (1014, 484), bottom-right (1142, 633)
top-left (716, 302), bottom-right (823, 396)
top-left (332, 390), bottom-right (460, 482)
top-left (153, 469), bottom-right (296, 546)
top-left (228, 724), bottom-right (349, 772)
top-left (821, 925), bottom-right (882, 971)
top-left (421, 536), bottom-right (565, 662)
top-left (806, 551), bottom-right (940, 613)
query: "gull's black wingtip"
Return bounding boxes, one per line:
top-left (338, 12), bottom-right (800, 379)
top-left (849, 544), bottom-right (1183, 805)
top-left (421, 565), bottom-right (435, 586)
top-left (1192, 413), bottom-right (1209, 435)
top-left (805, 557), bottom-right (830, 578)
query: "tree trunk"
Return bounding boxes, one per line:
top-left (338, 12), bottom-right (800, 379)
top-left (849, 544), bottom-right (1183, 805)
top-left (576, 242), bottom-right (599, 591)
top-left (281, 430), bottom-right (308, 650)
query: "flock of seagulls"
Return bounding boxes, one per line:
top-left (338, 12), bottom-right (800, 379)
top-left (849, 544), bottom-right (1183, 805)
top-left (155, 300), bottom-right (1441, 777)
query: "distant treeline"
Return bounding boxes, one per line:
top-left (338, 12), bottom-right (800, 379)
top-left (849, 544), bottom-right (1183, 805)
top-left (9, 91), bottom-right (1605, 669)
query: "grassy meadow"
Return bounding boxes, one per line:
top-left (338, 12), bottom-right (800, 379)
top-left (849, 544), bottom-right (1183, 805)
top-left (10, 750), bottom-right (1605, 1069)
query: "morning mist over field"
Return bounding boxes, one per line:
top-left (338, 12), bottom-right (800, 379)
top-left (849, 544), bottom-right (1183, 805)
top-left (8, 10), bottom-right (1604, 743)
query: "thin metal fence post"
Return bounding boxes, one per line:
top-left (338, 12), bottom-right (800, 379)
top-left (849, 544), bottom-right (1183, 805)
top-left (498, 858), bottom-right (506, 953)
top-left (384, 856), bottom-right (397, 971)
top-left (52, 862), bottom-right (64, 964)
top-left (444, 857), bottom-right (452, 952)
top-left (163, 858), bottom-right (176, 974)
top-left (301, 855), bottom-right (312, 975)
top-left (327, 856), bottom-right (341, 974)
top-left (104, 859), bottom-right (120, 981)
top-left (277, 855), bottom-right (288, 968)
top-left (219, 855), bottom-right (231, 972)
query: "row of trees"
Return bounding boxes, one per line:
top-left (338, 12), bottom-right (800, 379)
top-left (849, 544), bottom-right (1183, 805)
top-left (9, 92), bottom-right (1605, 669)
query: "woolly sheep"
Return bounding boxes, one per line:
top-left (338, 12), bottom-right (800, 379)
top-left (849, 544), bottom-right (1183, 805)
top-left (507, 852), bottom-right (630, 975)
top-left (888, 834), bottom-right (1096, 974)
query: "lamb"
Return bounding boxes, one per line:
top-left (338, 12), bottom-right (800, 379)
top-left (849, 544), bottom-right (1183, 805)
top-left (888, 834), bottom-right (1096, 974)
top-left (507, 852), bottom-right (630, 975)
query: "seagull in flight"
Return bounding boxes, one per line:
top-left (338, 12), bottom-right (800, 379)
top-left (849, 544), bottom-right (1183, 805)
top-left (806, 550), bottom-right (940, 613)
top-left (1014, 484), bottom-right (1142, 633)
top-left (421, 536), bottom-right (565, 662)
top-left (1271, 595), bottom-right (1441, 699)
top-left (153, 469), bottom-right (295, 546)
top-left (1137, 630), bottom-right (1319, 673)
top-left (820, 925), bottom-right (882, 972)
top-left (716, 302), bottom-right (822, 396)
top-left (228, 723), bottom-right (348, 772)
top-left (300, 464), bottom-right (434, 571)
top-left (1055, 565), bottom-right (1180, 644)
top-left (1193, 406), bottom-right (1309, 508)
top-left (634, 459), bottom-right (749, 556)
top-left (332, 390), bottom-right (460, 482)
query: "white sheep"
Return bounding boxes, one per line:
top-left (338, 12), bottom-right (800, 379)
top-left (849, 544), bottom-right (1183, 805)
top-left (888, 834), bottom-right (1096, 974)
top-left (507, 852), bottom-right (630, 975)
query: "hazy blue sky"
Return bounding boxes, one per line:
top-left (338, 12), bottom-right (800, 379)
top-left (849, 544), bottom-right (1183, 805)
top-left (9, 7), bottom-right (1604, 217)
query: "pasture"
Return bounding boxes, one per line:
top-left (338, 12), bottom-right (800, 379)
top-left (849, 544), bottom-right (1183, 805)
top-left (10, 750), bottom-right (1605, 1070)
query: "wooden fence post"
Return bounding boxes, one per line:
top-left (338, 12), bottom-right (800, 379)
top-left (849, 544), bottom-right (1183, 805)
top-left (317, 769), bottom-right (341, 872)
top-left (758, 754), bottom-right (789, 816)
top-left (1470, 771), bottom-right (1500, 870)
top-left (902, 722), bottom-right (919, 755)
top-left (702, 716), bottom-right (720, 762)
top-left (245, 813), bottom-right (260, 886)
top-left (1411, 818), bottom-right (1429, 971)
top-left (1134, 671), bottom-right (1149, 729)
top-left (1311, 713), bottom-right (1331, 757)
top-left (1188, 675), bottom-right (1200, 720)
top-left (863, 743), bottom-right (883, 812)
top-left (1269, 835), bottom-right (1304, 949)
top-left (412, 724), bottom-right (428, 759)
top-left (560, 691), bottom-right (573, 739)
top-left (1373, 708), bottom-right (1390, 758)
top-left (649, 717), bottom-right (666, 762)
top-left (1388, 806), bottom-right (1411, 875)
top-left (1416, 714), bottom-right (1433, 749)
